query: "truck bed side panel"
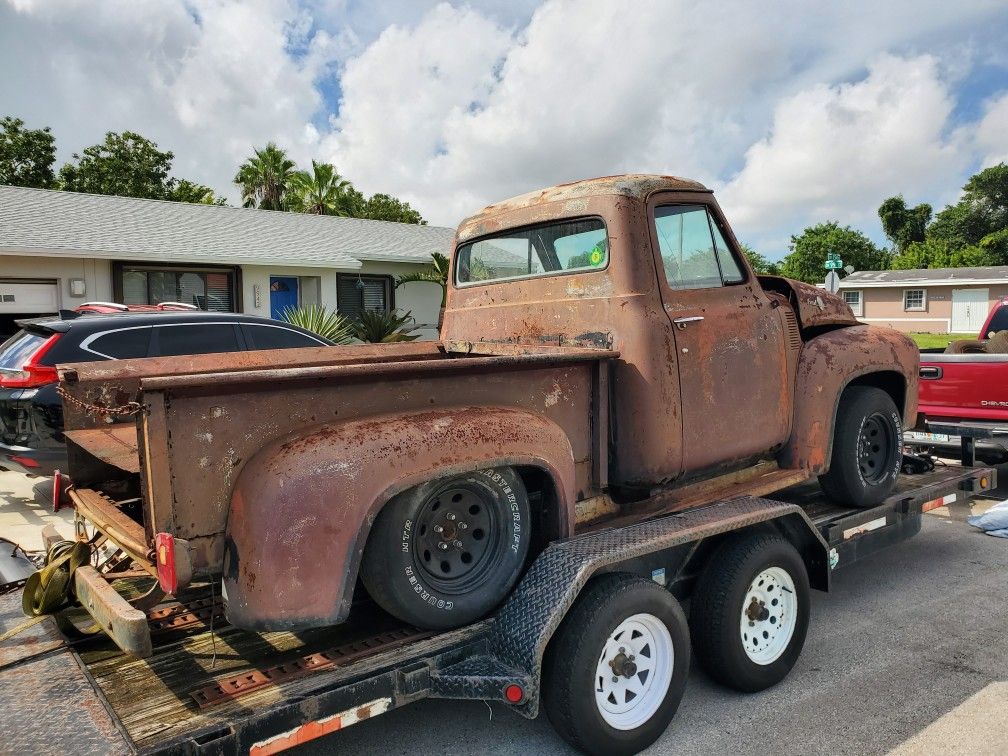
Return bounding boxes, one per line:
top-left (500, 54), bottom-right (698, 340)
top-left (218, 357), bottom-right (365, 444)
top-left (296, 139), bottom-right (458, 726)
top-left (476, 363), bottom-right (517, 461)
top-left (919, 353), bottom-right (1008, 422)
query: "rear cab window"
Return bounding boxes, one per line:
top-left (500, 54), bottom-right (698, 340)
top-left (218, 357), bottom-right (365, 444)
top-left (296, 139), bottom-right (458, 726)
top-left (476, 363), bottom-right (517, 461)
top-left (455, 218), bottom-right (608, 285)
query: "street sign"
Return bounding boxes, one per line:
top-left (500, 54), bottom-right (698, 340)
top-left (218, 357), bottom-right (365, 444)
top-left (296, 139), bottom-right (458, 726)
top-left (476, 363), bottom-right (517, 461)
top-left (824, 259), bottom-right (843, 270)
top-left (824, 270), bottom-right (840, 293)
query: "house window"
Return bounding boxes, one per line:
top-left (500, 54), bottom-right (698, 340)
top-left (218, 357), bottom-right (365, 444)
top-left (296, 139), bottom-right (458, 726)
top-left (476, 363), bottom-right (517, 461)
top-left (842, 290), bottom-right (863, 316)
top-left (904, 289), bottom-right (926, 312)
top-left (337, 275), bottom-right (393, 319)
top-left (116, 264), bottom-right (238, 312)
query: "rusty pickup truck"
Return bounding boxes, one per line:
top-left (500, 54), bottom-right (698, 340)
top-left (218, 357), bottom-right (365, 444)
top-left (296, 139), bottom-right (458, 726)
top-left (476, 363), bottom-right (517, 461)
top-left (58, 174), bottom-right (917, 643)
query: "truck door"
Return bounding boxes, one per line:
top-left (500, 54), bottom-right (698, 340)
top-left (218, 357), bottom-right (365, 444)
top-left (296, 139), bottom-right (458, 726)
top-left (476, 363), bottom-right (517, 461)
top-left (647, 196), bottom-right (790, 473)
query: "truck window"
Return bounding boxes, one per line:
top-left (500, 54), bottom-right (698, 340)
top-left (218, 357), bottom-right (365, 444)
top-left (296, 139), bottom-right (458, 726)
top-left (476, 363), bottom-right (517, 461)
top-left (654, 205), bottom-right (744, 289)
top-left (455, 218), bottom-right (608, 285)
top-left (986, 305), bottom-right (1008, 336)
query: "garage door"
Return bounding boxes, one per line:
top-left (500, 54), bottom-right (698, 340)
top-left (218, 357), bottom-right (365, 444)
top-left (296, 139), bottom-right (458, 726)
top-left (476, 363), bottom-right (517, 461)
top-left (951, 288), bottom-right (989, 333)
top-left (0, 279), bottom-right (59, 314)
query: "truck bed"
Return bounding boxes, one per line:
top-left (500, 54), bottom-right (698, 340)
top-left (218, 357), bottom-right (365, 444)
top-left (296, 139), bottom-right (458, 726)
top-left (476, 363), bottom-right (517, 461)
top-left (1, 462), bottom-right (992, 755)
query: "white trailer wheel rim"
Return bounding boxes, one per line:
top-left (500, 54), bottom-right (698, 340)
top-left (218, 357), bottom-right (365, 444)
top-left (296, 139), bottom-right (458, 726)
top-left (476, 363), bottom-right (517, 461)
top-left (594, 612), bottom-right (674, 730)
top-left (739, 566), bottom-right (798, 665)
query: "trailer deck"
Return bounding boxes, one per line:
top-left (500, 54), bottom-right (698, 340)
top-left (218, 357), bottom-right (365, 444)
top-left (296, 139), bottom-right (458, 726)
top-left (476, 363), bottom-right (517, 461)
top-left (1, 462), bottom-right (993, 755)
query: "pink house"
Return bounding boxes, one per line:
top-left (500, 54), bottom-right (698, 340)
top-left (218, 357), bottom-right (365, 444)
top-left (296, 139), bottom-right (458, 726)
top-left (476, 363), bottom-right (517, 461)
top-left (836, 266), bottom-right (1008, 334)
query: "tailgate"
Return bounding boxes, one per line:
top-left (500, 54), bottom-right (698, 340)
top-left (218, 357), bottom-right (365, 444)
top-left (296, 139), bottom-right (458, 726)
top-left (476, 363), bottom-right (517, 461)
top-left (918, 354), bottom-right (1008, 422)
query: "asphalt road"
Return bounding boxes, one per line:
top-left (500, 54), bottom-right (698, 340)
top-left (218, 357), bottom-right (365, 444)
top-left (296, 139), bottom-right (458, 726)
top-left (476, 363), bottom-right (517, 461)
top-left (304, 509), bottom-right (1008, 755)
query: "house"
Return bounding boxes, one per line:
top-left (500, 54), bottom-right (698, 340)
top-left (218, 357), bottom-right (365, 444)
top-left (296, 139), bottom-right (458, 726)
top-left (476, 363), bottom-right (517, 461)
top-left (836, 266), bottom-right (1008, 334)
top-left (0, 185), bottom-right (455, 339)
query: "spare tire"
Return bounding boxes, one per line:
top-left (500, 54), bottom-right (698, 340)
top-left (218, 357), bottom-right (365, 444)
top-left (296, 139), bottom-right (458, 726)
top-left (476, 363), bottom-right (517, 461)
top-left (360, 467), bottom-right (530, 629)
top-left (945, 339), bottom-right (987, 354)
top-left (818, 386), bottom-right (902, 508)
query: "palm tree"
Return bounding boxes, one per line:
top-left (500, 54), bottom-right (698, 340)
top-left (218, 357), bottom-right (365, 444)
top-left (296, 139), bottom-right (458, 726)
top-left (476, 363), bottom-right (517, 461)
top-left (395, 252), bottom-right (450, 329)
top-left (234, 143), bottom-right (295, 210)
top-left (288, 161), bottom-right (355, 215)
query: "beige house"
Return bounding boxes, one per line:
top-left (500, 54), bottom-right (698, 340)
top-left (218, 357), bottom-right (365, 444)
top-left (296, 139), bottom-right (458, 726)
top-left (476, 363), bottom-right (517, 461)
top-left (836, 266), bottom-right (1008, 334)
top-left (0, 185), bottom-right (455, 339)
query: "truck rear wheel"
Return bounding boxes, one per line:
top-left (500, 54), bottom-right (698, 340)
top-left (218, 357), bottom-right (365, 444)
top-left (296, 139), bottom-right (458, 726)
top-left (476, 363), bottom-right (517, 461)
top-left (360, 467), bottom-right (530, 630)
top-left (543, 574), bottom-right (690, 756)
top-left (689, 533), bottom-right (810, 693)
top-left (818, 386), bottom-right (902, 508)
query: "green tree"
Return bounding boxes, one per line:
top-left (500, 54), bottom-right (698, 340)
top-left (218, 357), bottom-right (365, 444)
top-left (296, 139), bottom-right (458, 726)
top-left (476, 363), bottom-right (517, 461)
top-left (169, 178), bottom-right (225, 205)
top-left (59, 131), bottom-right (175, 199)
top-left (890, 238), bottom-right (997, 269)
top-left (234, 142), bottom-right (296, 210)
top-left (928, 164), bottom-right (1008, 251)
top-left (395, 252), bottom-right (449, 329)
top-left (780, 222), bottom-right (890, 284)
top-left (359, 192), bottom-right (426, 224)
top-left (287, 161), bottom-right (355, 215)
top-left (0, 116), bottom-right (56, 188)
top-left (740, 244), bottom-right (781, 275)
top-left (878, 195), bottom-right (931, 252)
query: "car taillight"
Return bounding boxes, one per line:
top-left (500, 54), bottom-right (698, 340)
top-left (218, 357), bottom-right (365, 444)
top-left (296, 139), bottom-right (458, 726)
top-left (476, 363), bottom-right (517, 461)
top-left (0, 334), bottom-right (60, 388)
top-left (155, 532), bottom-right (178, 595)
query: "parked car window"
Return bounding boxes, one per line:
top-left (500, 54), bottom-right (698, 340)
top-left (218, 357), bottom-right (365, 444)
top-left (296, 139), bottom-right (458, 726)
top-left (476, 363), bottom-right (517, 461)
top-left (241, 324), bottom-right (326, 350)
top-left (153, 323), bottom-right (241, 357)
top-left (455, 218), bottom-right (608, 286)
top-left (0, 331), bottom-right (46, 371)
top-left (654, 206), bottom-right (723, 290)
top-left (82, 327), bottom-right (152, 359)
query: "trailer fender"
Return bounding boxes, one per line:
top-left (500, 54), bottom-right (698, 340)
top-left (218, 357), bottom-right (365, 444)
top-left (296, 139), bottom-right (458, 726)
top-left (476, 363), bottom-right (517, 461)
top-left (222, 406), bottom-right (577, 631)
top-left (778, 325), bottom-right (918, 474)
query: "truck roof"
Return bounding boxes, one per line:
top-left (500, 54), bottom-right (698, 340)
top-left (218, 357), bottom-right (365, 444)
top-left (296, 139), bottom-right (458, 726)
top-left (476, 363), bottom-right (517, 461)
top-left (457, 173), bottom-right (711, 241)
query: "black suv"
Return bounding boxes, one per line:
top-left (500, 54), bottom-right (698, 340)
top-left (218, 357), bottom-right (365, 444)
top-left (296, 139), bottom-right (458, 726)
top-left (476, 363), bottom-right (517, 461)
top-left (0, 311), bottom-right (332, 476)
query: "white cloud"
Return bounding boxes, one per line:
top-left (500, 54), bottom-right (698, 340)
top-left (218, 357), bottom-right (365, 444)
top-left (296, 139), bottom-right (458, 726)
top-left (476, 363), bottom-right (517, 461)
top-left (2, 0), bottom-right (1007, 254)
top-left (719, 55), bottom-right (970, 252)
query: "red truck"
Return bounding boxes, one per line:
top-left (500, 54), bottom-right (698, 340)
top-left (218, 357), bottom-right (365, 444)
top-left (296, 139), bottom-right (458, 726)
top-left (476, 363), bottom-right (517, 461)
top-left (911, 298), bottom-right (1008, 462)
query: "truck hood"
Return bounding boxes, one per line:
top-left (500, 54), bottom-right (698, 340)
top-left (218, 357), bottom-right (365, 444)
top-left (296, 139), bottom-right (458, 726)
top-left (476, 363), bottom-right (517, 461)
top-left (758, 276), bottom-right (859, 331)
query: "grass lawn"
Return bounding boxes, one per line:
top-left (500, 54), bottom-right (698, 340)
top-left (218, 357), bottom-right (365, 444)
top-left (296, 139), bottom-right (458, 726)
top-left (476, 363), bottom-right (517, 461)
top-left (908, 332), bottom-right (974, 349)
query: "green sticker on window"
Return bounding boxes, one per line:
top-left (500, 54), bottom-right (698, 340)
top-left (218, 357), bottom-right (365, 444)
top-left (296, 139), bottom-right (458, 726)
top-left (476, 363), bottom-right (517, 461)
top-left (588, 243), bottom-right (605, 266)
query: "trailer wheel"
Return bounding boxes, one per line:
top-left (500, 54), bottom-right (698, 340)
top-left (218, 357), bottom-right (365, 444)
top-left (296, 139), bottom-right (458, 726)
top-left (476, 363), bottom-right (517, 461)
top-left (543, 574), bottom-right (690, 756)
top-left (360, 467), bottom-right (530, 630)
top-left (689, 533), bottom-right (810, 693)
top-left (818, 385), bottom-right (902, 508)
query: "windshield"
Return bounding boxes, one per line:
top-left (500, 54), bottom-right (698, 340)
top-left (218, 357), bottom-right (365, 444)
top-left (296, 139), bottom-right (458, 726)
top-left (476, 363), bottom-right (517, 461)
top-left (0, 330), bottom-right (47, 372)
top-left (455, 217), bottom-right (608, 286)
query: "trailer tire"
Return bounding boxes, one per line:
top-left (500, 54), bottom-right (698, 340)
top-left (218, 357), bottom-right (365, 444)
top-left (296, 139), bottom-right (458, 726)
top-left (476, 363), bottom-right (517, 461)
top-left (819, 386), bottom-right (902, 509)
top-left (360, 467), bottom-right (530, 630)
top-left (689, 532), bottom-right (810, 693)
top-left (543, 574), bottom-right (690, 756)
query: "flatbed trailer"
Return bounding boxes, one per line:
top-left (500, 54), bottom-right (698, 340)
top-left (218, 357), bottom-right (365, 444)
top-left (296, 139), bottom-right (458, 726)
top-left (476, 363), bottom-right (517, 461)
top-left (0, 461), bottom-right (993, 755)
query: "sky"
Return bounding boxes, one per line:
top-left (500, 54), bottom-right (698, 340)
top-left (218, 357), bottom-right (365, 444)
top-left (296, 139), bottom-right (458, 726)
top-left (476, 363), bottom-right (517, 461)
top-left (2, 0), bottom-right (1007, 259)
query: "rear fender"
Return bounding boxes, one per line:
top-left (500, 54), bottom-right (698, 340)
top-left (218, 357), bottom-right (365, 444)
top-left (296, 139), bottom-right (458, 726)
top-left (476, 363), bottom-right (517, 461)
top-left (778, 325), bottom-right (918, 473)
top-left (222, 407), bottom-right (576, 630)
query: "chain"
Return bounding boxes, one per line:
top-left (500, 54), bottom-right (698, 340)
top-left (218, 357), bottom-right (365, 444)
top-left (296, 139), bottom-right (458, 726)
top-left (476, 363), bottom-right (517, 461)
top-left (56, 385), bottom-right (144, 419)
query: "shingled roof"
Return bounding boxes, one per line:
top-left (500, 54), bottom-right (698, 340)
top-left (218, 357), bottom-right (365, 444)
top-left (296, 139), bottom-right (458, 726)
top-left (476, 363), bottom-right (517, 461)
top-left (0, 185), bottom-right (455, 269)
top-left (837, 266), bottom-right (1008, 287)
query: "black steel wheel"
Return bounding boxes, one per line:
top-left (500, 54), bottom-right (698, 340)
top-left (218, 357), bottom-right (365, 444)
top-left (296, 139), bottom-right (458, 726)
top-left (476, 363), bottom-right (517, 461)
top-left (360, 468), bottom-right (530, 630)
top-left (819, 386), bottom-right (902, 508)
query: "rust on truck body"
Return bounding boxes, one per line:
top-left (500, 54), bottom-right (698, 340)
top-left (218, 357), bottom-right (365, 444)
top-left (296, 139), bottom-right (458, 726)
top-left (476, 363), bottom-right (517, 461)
top-left (59, 174), bottom-right (918, 637)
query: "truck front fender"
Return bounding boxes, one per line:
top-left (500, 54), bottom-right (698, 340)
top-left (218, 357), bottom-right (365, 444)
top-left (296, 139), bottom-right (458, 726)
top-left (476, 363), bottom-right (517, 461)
top-left (778, 325), bottom-right (918, 473)
top-left (222, 407), bottom-right (577, 630)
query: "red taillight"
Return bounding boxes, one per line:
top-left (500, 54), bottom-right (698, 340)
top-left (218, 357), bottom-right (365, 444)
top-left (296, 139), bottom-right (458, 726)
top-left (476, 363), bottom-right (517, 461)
top-left (0, 334), bottom-right (60, 388)
top-left (504, 684), bottom-right (525, 704)
top-left (155, 532), bottom-right (178, 595)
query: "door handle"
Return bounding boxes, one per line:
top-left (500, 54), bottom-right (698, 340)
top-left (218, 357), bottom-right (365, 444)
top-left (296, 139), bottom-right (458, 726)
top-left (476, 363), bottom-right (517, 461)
top-left (673, 316), bottom-right (704, 330)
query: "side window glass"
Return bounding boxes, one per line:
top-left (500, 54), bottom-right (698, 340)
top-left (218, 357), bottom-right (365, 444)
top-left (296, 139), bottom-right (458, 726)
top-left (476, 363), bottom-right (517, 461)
top-left (154, 324), bottom-right (241, 357)
top-left (709, 216), bottom-right (745, 284)
top-left (242, 324), bottom-right (324, 350)
top-left (654, 206), bottom-right (721, 290)
top-left (85, 327), bottom-right (152, 359)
